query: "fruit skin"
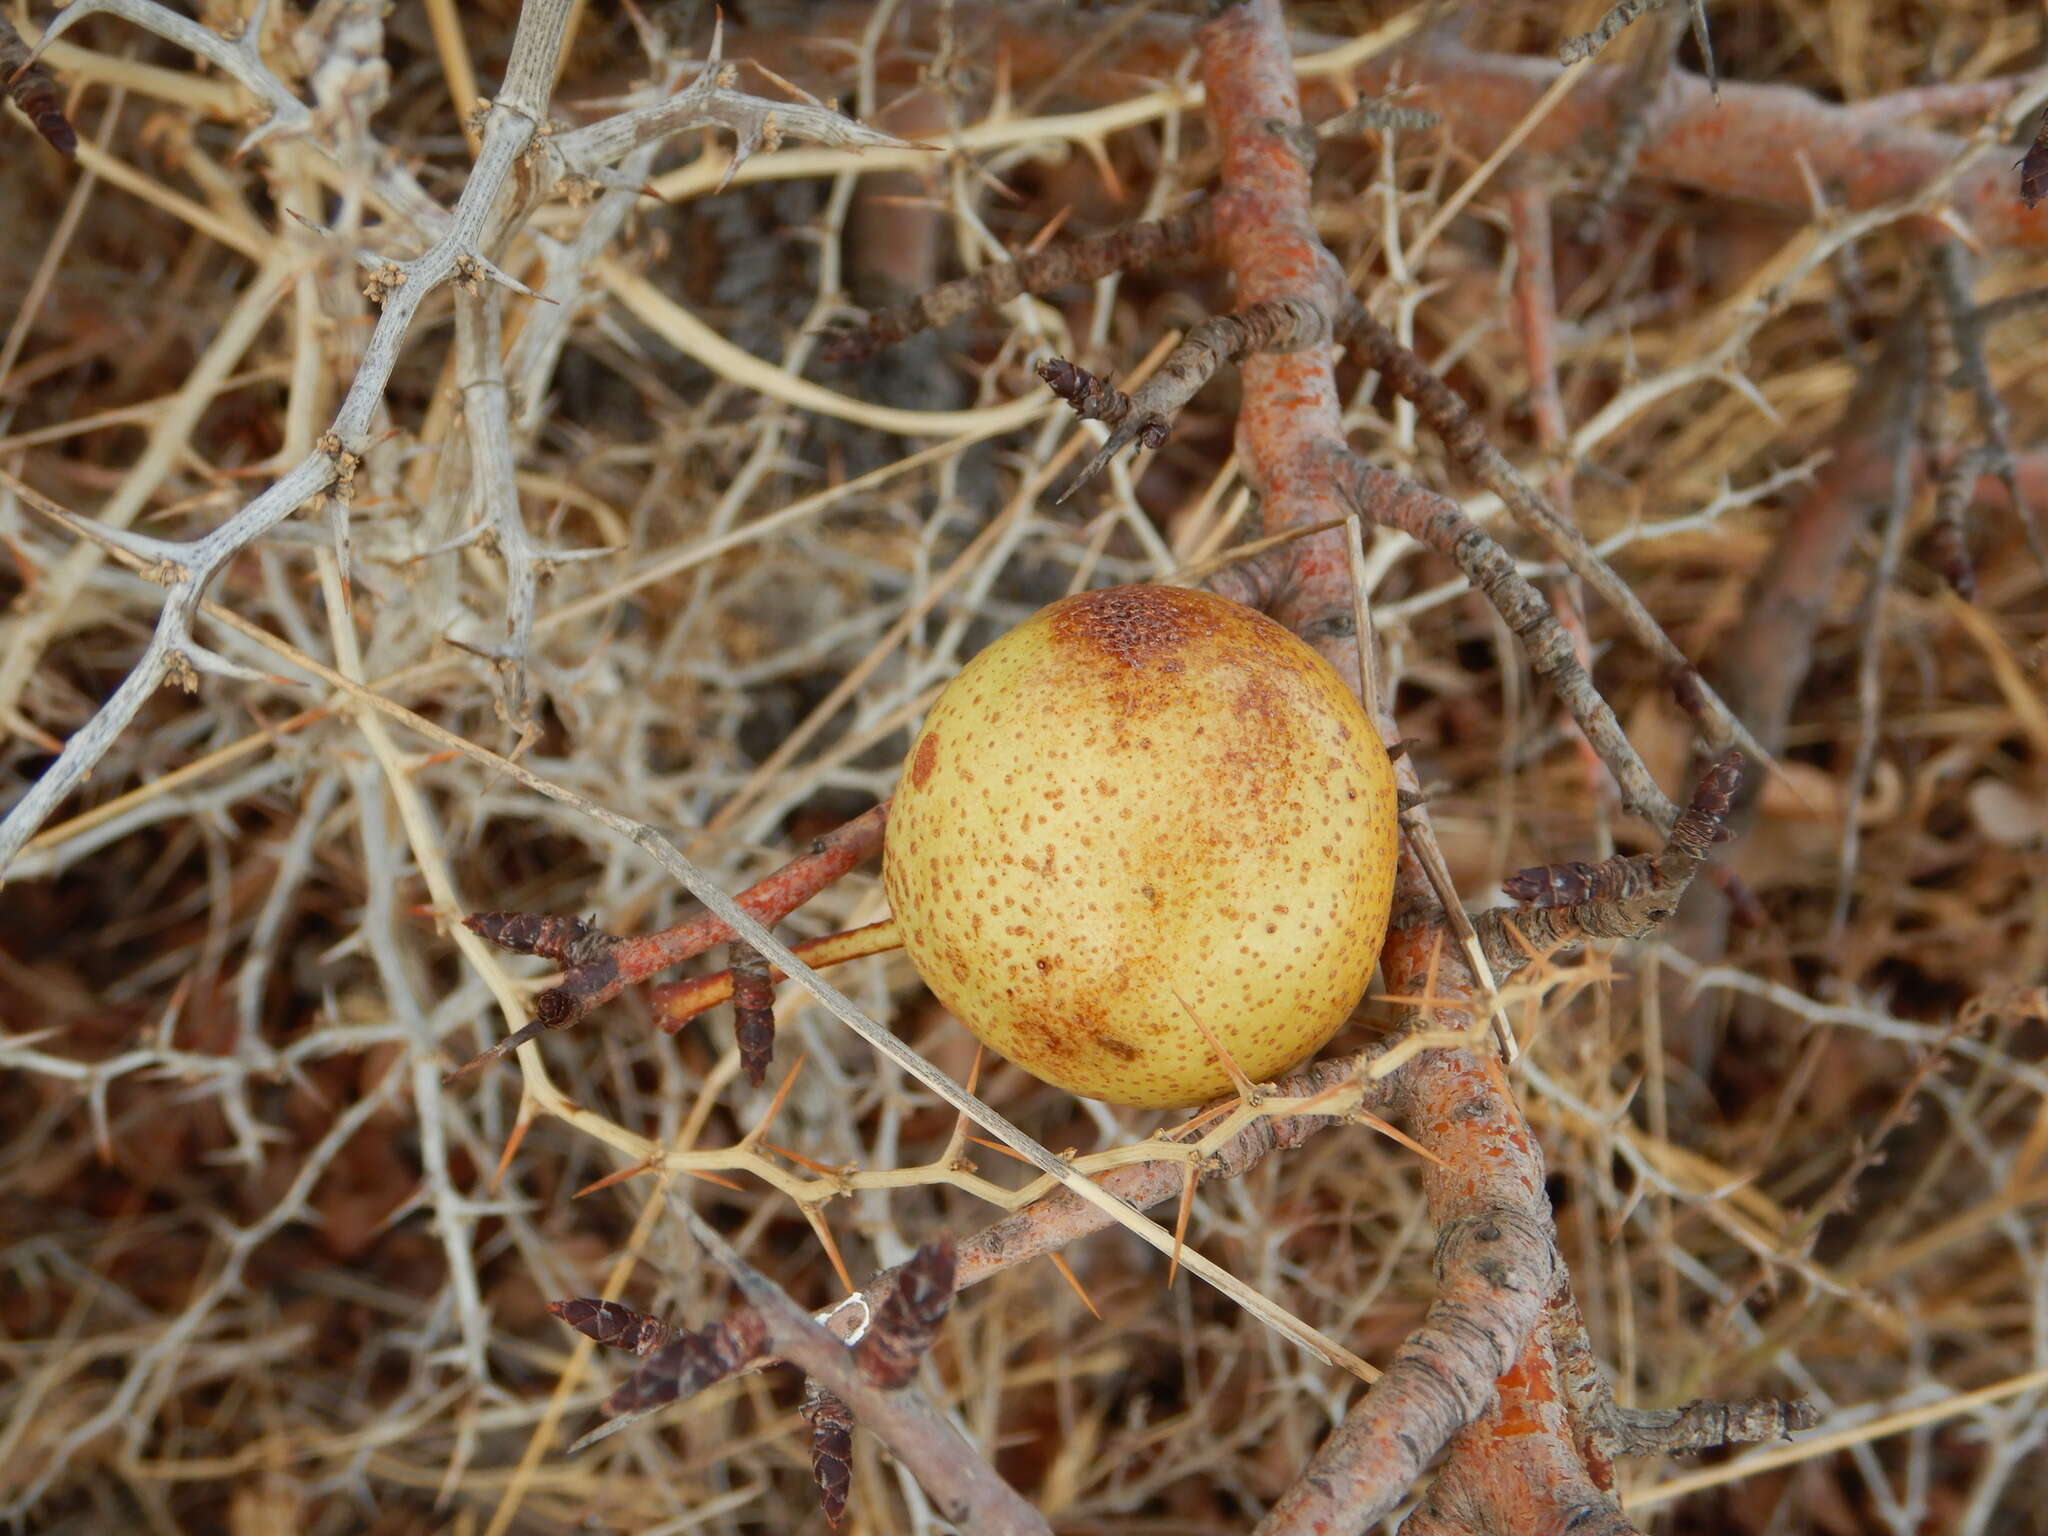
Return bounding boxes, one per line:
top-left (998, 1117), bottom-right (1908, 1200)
top-left (882, 584), bottom-right (1399, 1108)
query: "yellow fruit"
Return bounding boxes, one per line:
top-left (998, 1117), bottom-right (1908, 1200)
top-left (882, 584), bottom-right (1399, 1108)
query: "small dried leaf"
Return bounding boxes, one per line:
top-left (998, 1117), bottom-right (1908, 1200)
top-left (800, 1379), bottom-right (854, 1526)
top-left (2021, 112), bottom-right (2048, 210)
top-left (602, 1308), bottom-right (769, 1416)
top-left (464, 910), bottom-right (616, 963)
top-left (731, 943), bottom-right (776, 1088)
top-left (2, 17), bottom-right (77, 158)
top-left (855, 1235), bottom-right (957, 1390)
top-left (549, 1297), bottom-right (673, 1355)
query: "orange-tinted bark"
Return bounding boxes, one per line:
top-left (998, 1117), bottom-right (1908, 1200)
top-left (1404, 1316), bottom-right (1634, 1536)
top-left (1198, 0), bottom-right (1356, 646)
top-left (1198, 5), bottom-right (1622, 1530)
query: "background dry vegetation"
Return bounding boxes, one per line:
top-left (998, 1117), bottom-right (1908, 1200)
top-left (2, 0), bottom-right (2047, 1532)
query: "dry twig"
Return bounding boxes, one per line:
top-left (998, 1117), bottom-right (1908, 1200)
top-left (1, 12), bottom-right (76, 156)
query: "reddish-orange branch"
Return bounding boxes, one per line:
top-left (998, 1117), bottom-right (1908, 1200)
top-left (1252, 926), bottom-right (1572, 1534)
top-left (1196, 3), bottom-right (1622, 1529)
top-left (1198, 0), bottom-right (1356, 644)
top-left (1403, 1316), bottom-right (1634, 1536)
top-left (651, 917), bottom-right (901, 1031)
top-left (604, 800), bottom-right (890, 993)
top-left (1376, 37), bottom-right (2047, 253)
top-left (454, 801), bottom-right (889, 1075)
top-left (1220, 17), bottom-right (2048, 251)
top-left (777, 7), bottom-right (2048, 252)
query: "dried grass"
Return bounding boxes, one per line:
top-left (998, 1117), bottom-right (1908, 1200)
top-left (2, 1), bottom-right (2045, 1532)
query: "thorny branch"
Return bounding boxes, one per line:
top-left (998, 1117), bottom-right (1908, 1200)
top-left (598, 4), bottom-right (1827, 1520)
top-left (0, 1), bottom-right (919, 875)
top-left (457, 798), bottom-right (891, 1073)
top-left (821, 203), bottom-right (1216, 363)
top-left (884, 217), bottom-right (1773, 805)
top-left (1190, 3), bottom-right (1798, 1528)
top-left (1331, 305), bottom-right (1770, 771)
top-left (543, 24), bottom-right (915, 189)
top-left (1322, 448), bottom-right (1677, 825)
top-left (988, 12), bottom-right (2048, 249)
top-left (1, 0), bottom-right (585, 870)
top-left (1040, 295), bottom-right (1331, 500)
top-left (665, 1198), bottom-right (1050, 1536)
top-left (1476, 753), bottom-right (1742, 975)
top-left (550, 1048), bottom-right (1409, 1431)
top-left (1572, 4), bottom-right (1687, 246)
top-left (1930, 242), bottom-right (2046, 569)
top-left (1548, 1290), bottom-right (1819, 1479)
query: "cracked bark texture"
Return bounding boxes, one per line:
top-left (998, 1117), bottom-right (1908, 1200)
top-left (1252, 1042), bottom-right (1564, 1534)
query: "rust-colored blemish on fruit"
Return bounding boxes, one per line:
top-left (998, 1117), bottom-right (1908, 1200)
top-left (1048, 585), bottom-right (1228, 669)
top-left (910, 732), bottom-right (940, 790)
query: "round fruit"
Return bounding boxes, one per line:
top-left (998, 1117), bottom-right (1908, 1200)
top-left (882, 584), bottom-right (1399, 1108)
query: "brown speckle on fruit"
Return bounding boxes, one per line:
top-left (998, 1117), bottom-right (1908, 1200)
top-left (910, 732), bottom-right (940, 790)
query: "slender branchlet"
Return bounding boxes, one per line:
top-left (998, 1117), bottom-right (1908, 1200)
top-left (1322, 447), bottom-right (1679, 829)
top-left (1919, 281), bottom-right (1979, 599)
top-left (452, 801), bottom-right (888, 1078)
top-left (820, 205), bottom-right (1216, 363)
top-left (1041, 296), bottom-right (1330, 502)
top-left (1478, 753), bottom-right (1743, 975)
top-left (1334, 302), bottom-right (1772, 774)
top-left (1548, 1289), bottom-right (1816, 1478)
top-left (1561, 0), bottom-right (1715, 99)
top-left (1318, 97), bottom-right (1440, 137)
top-left (1929, 242), bottom-right (2046, 571)
top-left (1564, 4), bottom-right (1697, 241)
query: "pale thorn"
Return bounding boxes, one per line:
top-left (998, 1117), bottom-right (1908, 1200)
top-left (463, 251), bottom-right (560, 304)
top-left (182, 643), bottom-right (301, 689)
